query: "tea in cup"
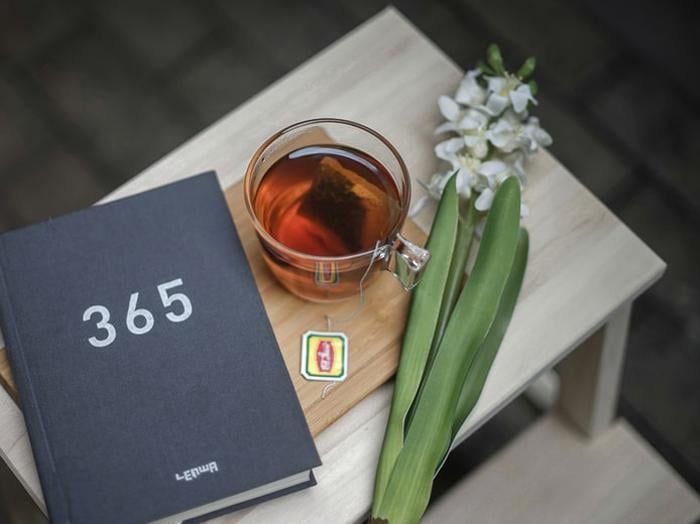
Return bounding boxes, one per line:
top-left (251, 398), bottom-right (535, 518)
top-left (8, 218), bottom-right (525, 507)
top-left (244, 118), bottom-right (429, 302)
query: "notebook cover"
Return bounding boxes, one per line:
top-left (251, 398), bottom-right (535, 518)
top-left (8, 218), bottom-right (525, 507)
top-left (0, 172), bottom-right (321, 523)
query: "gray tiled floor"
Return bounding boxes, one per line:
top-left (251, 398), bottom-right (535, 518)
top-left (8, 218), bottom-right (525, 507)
top-left (1, 0), bottom-right (699, 518)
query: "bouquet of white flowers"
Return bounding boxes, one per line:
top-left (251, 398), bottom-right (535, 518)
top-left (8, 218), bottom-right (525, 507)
top-left (412, 44), bottom-right (552, 219)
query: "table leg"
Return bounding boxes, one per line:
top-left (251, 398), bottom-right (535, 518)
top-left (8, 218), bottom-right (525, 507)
top-left (557, 302), bottom-right (633, 437)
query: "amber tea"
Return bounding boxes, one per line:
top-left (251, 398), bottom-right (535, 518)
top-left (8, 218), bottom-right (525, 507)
top-left (255, 145), bottom-right (401, 255)
top-left (245, 119), bottom-right (429, 303)
top-left (252, 145), bottom-right (402, 301)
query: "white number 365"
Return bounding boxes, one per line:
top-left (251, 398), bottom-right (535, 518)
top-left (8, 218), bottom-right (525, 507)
top-left (82, 278), bottom-right (192, 348)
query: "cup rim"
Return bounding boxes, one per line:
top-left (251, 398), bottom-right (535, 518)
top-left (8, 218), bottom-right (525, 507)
top-left (243, 117), bottom-right (411, 263)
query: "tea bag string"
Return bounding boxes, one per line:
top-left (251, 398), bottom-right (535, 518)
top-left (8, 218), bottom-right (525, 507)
top-left (320, 241), bottom-right (384, 400)
top-left (320, 383), bottom-right (336, 399)
top-left (324, 240), bottom-right (384, 332)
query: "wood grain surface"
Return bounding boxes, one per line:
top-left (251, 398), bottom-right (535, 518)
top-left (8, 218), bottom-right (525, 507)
top-left (0, 180), bottom-right (425, 437)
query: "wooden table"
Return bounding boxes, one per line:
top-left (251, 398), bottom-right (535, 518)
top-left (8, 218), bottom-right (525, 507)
top-left (2, 8), bottom-right (699, 524)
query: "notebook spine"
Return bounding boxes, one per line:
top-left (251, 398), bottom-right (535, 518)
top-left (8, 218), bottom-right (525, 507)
top-left (0, 239), bottom-right (69, 522)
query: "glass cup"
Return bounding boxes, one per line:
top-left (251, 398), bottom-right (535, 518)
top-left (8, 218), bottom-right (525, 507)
top-left (244, 118), bottom-right (430, 302)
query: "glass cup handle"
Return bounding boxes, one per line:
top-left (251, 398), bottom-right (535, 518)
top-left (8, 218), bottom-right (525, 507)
top-left (382, 233), bottom-right (431, 291)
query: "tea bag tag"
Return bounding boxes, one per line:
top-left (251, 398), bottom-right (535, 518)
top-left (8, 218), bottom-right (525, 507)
top-left (299, 241), bottom-right (383, 388)
top-left (300, 330), bottom-right (348, 382)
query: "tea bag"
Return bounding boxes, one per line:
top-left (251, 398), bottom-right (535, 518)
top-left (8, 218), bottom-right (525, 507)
top-left (298, 156), bottom-right (389, 253)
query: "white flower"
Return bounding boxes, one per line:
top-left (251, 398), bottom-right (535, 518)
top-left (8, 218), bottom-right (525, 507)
top-left (472, 161), bottom-right (530, 217)
top-left (454, 69), bottom-right (487, 106)
top-left (474, 179), bottom-right (530, 218)
top-left (486, 111), bottom-right (552, 154)
top-left (485, 111), bottom-right (521, 152)
top-left (521, 201), bottom-right (529, 217)
top-left (435, 95), bottom-right (491, 143)
top-left (411, 165), bottom-right (474, 216)
top-left (499, 151), bottom-right (528, 186)
top-left (522, 116), bottom-right (552, 152)
top-left (428, 158), bottom-right (505, 200)
top-left (455, 168), bottom-right (477, 199)
top-left (435, 96), bottom-right (461, 133)
top-left (454, 155), bottom-right (488, 199)
top-left (423, 172), bottom-right (451, 199)
top-left (483, 75), bottom-right (536, 116)
top-left (435, 121), bottom-right (457, 134)
top-left (434, 137), bottom-right (464, 169)
top-left (475, 160), bottom-right (510, 195)
top-left (474, 187), bottom-right (495, 212)
top-left (458, 108), bottom-right (490, 159)
top-left (509, 84), bottom-right (536, 113)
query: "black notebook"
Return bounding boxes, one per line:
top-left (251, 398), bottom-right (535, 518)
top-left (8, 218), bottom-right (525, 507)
top-left (0, 173), bottom-right (321, 523)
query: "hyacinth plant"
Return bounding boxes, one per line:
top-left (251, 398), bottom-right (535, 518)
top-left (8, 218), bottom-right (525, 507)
top-left (410, 44), bottom-right (552, 220)
top-left (370, 45), bottom-right (548, 524)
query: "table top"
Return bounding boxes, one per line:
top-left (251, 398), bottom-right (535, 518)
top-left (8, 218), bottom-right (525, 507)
top-left (0, 7), bottom-right (665, 522)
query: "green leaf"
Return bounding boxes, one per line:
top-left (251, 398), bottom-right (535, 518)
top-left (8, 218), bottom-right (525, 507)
top-left (374, 178), bottom-right (522, 523)
top-left (452, 228), bottom-right (529, 438)
top-left (517, 56), bottom-right (536, 79)
top-left (477, 59), bottom-right (495, 76)
top-left (432, 201), bottom-right (479, 352)
top-left (487, 44), bottom-right (505, 75)
top-left (371, 175), bottom-right (460, 511)
top-left (528, 79), bottom-right (539, 96)
top-left (406, 199), bottom-right (478, 430)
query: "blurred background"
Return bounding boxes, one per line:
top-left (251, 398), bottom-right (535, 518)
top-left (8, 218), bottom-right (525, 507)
top-left (0, 0), bottom-right (698, 521)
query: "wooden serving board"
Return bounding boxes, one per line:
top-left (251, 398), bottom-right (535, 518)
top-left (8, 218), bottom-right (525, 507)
top-left (0, 180), bottom-right (425, 437)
